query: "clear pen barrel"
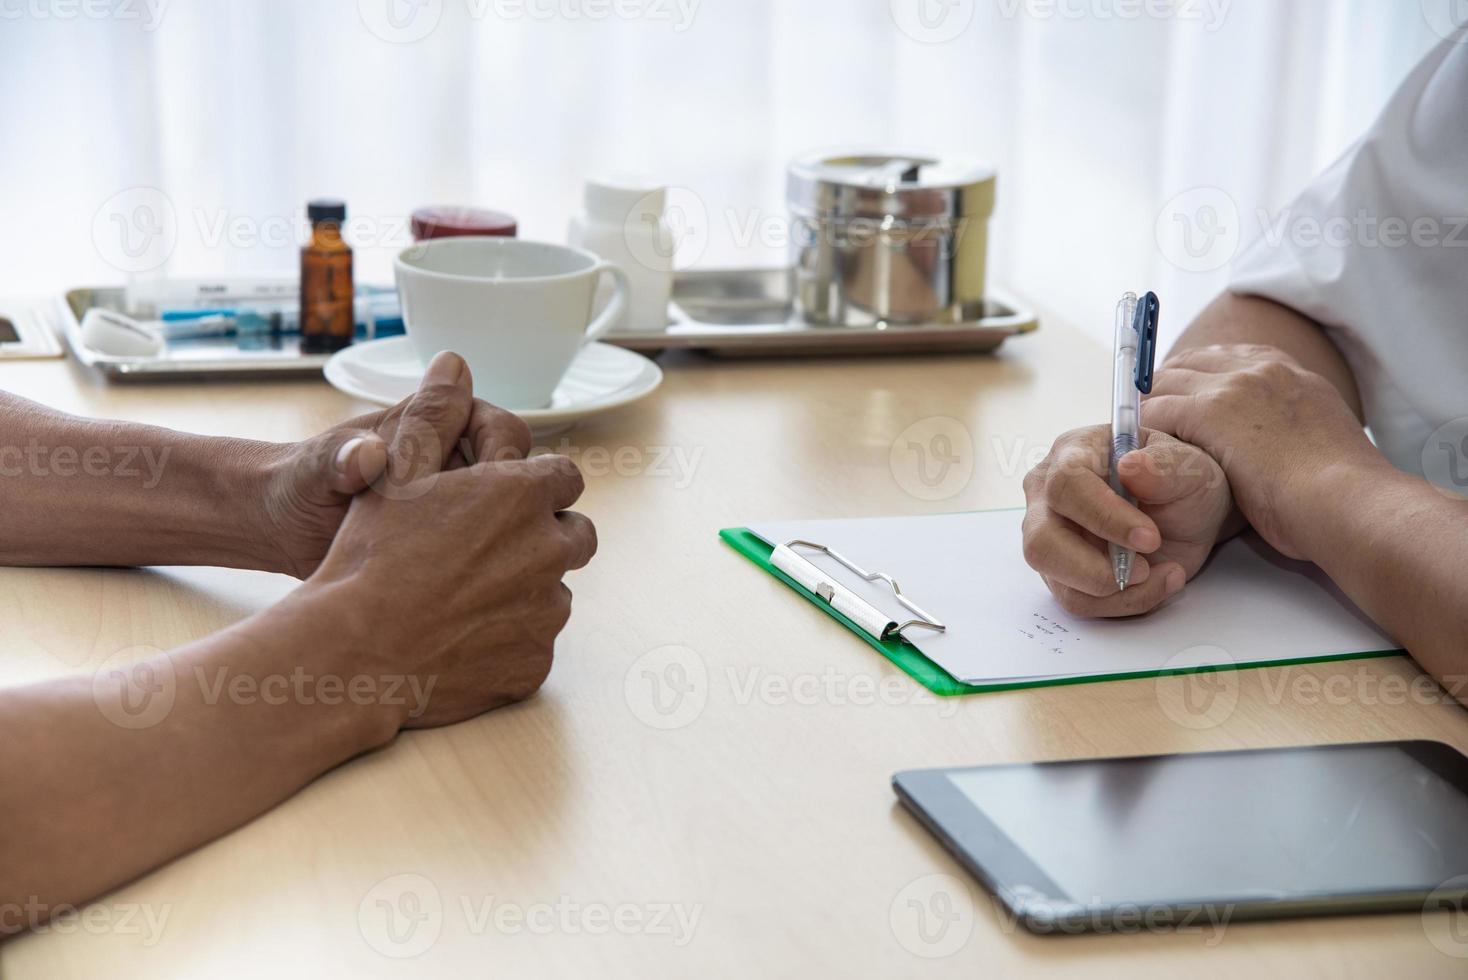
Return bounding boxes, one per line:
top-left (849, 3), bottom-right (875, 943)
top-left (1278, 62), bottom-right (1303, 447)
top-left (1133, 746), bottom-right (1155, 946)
top-left (1109, 292), bottom-right (1142, 587)
top-left (1111, 291), bottom-right (1140, 466)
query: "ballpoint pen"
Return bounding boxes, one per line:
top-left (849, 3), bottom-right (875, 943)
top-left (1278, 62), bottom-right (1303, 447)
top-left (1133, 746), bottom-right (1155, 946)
top-left (1108, 290), bottom-right (1159, 590)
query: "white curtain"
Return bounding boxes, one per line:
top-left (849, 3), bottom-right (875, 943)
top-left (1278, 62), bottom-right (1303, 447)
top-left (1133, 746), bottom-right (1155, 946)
top-left (0, 0), bottom-right (1446, 342)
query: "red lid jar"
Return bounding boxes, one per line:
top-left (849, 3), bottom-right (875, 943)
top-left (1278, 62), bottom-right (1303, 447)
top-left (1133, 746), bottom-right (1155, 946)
top-left (410, 206), bottom-right (518, 241)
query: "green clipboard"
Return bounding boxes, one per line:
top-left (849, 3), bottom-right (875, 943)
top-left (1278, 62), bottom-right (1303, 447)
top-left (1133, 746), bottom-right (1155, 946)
top-left (720, 526), bottom-right (1401, 697)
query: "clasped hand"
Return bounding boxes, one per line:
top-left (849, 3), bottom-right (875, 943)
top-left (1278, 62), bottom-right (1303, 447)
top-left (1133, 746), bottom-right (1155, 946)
top-left (257, 351), bottom-right (597, 727)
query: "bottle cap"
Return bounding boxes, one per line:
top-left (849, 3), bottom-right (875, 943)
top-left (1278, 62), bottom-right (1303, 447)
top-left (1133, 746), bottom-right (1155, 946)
top-left (307, 199), bottom-right (347, 223)
top-left (410, 206), bottom-right (518, 241)
top-left (583, 177), bottom-right (665, 223)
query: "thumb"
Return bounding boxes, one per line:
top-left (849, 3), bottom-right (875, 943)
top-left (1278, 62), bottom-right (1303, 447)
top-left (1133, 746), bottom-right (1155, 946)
top-left (387, 351), bottom-right (474, 485)
top-left (1117, 430), bottom-right (1213, 505)
top-left (322, 431), bottom-right (389, 495)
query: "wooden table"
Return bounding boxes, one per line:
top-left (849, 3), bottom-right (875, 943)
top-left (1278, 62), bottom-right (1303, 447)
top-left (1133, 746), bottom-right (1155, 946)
top-left (3, 309), bottom-right (1466, 978)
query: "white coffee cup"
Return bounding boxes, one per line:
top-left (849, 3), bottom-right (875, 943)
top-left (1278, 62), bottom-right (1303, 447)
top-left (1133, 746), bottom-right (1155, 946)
top-left (394, 237), bottom-right (630, 409)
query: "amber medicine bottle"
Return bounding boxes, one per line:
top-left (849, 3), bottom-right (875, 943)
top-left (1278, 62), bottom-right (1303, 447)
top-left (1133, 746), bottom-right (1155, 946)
top-left (300, 199), bottom-right (353, 353)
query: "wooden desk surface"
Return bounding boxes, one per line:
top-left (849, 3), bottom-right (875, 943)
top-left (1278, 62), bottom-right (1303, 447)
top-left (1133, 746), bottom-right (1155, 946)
top-left (3, 314), bottom-right (1466, 978)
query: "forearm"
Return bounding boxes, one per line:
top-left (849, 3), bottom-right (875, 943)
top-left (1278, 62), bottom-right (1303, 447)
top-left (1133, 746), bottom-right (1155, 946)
top-left (1170, 291), bottom-right (1365, 421)
top-left (0, 391), bottom-right (280, 569)
top-left (0, 582), bottom-right (401, 930)
top-left (1297, 462), bottom-right (1468, 703)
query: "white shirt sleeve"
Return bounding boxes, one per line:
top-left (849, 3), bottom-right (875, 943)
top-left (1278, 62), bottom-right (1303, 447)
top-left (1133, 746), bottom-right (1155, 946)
top-left (1229, 31), bottom-right (1468, 484)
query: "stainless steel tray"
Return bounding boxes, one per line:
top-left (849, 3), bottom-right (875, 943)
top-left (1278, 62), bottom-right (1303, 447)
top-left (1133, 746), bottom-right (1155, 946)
top-left (605, 267), bottom-right (1037, 356)
top-left (60, 267), bottom-right (1038, 382)
top-left (61, 286), bottom-right (331, 382)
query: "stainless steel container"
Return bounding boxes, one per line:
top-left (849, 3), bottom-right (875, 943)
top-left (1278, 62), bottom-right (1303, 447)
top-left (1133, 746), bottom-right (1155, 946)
top-left (787, 151), bottom-right (996, 327)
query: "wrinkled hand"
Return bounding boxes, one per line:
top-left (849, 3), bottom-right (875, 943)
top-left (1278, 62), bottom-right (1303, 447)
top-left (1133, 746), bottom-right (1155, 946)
top-left (1022, 424), bottom-right (1237, 617)
top-left (308, 444), bottom-right (596, 728)
top-left (1143, 344), bottom-right (1375, 560)
top-left (253, 352), bottom-right (533, 577)
top-left (295, 350), bottom-right (593, 727)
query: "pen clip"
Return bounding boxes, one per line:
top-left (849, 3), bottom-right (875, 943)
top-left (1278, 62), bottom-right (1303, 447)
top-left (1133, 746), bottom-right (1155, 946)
top-left (1132, 291), bottom-right (1159, 394)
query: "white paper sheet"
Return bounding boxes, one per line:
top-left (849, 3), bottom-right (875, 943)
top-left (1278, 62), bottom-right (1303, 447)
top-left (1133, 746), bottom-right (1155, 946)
top-left (748, 510), bottom-right (1397, 687)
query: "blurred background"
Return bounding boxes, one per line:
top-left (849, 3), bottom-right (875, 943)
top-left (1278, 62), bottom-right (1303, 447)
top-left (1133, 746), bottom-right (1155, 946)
top-left (0, 0), bottom-right (1449, 342)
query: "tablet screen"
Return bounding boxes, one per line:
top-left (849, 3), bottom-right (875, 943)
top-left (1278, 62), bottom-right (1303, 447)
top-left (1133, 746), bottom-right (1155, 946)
top-left (945, 742), bottom-right (1468, 904)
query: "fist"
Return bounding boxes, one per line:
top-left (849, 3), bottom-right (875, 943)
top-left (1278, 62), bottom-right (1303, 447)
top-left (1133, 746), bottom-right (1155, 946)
top-left (1143, 344), bottom-right (1376, 560)
top-left (315, 453), bottom-right (597, 728)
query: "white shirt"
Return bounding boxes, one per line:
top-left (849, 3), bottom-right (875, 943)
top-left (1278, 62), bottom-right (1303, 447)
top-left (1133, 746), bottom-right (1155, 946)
top-left (1229, 32), bottom-right (1468, 490)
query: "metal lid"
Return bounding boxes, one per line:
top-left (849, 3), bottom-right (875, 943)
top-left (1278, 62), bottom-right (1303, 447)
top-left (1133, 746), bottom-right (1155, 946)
top-left (787, 151), bottom-right (995, 222)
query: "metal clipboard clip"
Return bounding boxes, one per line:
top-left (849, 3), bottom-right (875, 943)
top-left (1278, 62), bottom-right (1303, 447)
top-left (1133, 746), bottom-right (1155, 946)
top-left (770, 539), bottom-right (946, 643)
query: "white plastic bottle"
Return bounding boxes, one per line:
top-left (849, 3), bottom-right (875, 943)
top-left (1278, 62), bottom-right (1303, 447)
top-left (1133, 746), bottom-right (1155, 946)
top-left (568, 177), bottom-right (674, 332)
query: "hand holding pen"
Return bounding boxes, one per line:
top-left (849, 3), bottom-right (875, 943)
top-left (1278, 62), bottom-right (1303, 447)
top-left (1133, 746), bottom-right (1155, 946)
top-left (1020, 291), bottom-right (1237, 618)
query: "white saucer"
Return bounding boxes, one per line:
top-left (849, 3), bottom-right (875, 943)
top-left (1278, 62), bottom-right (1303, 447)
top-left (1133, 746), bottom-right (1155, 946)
top-left (324, 337), bottom-right (663, 435)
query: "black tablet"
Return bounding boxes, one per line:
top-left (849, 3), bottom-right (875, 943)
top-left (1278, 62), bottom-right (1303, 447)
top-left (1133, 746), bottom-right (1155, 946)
top-left (893, 741), bottom-right (1468, 934)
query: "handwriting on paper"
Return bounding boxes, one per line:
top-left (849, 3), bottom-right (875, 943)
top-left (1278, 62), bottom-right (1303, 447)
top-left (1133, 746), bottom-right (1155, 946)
top-left (1017, 612), bottom-right (1081, 656)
